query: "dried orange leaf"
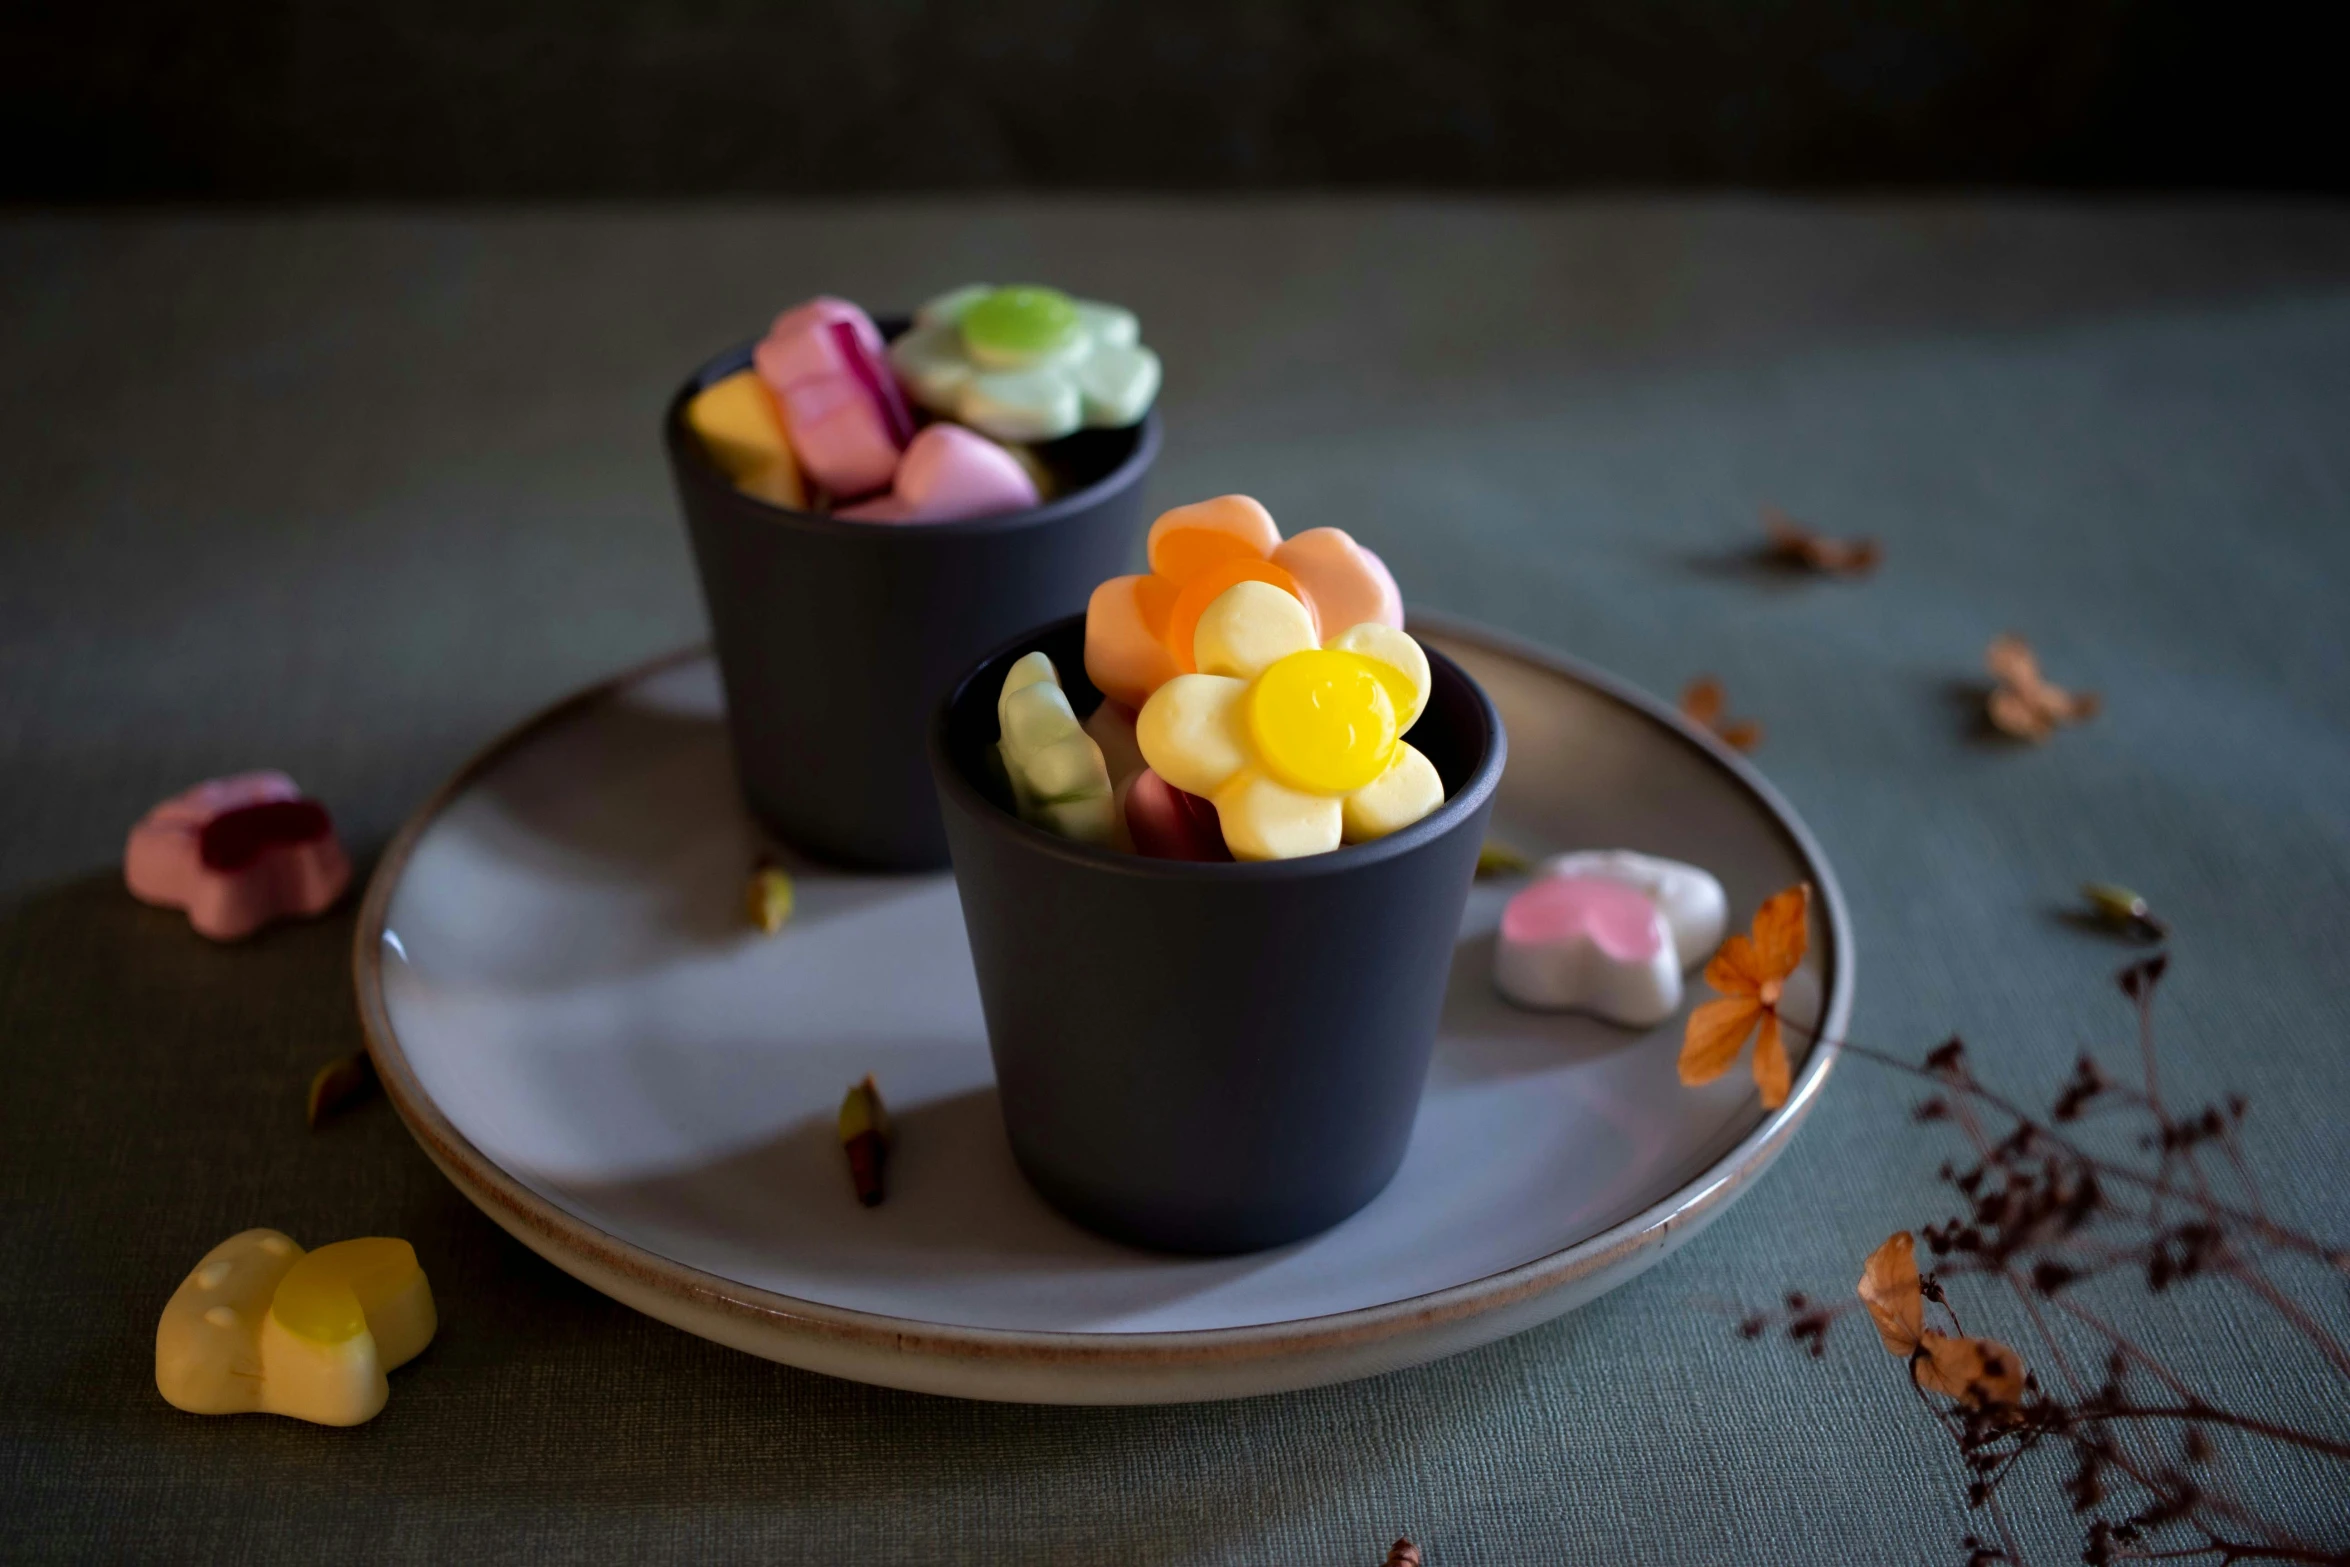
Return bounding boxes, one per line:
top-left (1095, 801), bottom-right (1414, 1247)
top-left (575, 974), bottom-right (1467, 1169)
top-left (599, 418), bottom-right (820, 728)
top-left (1916, 1329), bottom-right (2028, 1409)
top-left (1858, 1231), bottom-right (1925, 1356)
top-left (1703, 933), bottom-right (1764, 995)
top-left (306, 1051), bottom-right (378, 1129)
top-left (1680, 996), bottom-right (1760, 1085)
top-left (1750, 884), bottom-right (1810, 979)
top-left (1752, 1011), bottom-right (1791, 1108)
top-left (1764, 507), bottom-right (1881, 577)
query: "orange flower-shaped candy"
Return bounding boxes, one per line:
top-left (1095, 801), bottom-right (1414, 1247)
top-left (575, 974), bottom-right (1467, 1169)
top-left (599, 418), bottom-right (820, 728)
top-left (1083, 495), bottom-right (1403, 710)
top-left (1678, 883), bottom-right (1809, 1109)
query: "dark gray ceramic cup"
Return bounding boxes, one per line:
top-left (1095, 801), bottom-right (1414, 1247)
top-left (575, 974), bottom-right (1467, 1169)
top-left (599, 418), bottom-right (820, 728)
top-left (666, 336), bottom-right (1159, 870)
top-left (931, 614), bottom-right (1507, 1254)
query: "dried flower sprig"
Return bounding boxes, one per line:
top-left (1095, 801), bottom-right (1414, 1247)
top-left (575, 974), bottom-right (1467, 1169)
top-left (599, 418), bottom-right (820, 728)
top-left (1763, 506), bottom-right (1882, 578)
top-left (1708, 895), bottom-right (2350, 1567)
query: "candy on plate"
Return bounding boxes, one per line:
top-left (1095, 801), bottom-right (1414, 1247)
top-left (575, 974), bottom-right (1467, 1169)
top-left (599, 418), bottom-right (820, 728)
top-left (683, 368), bottom-right (808, 510)
top-left (1494, 852), bottom-right (1729, 1024)
top-left (997, 652), bottom-right (1117, 846)
top-left (156, 1229), bottom-right (435, 1427)
top-left (124, 772), bottom-right (351, 940)
top-left (1135, 579), bottom-right (1440, 861)
top-left (836, 421), bottom-right (1041, 523)
top-left (1085, 495), bottom-right (1404, 710)
top-left (1539, 850), bottom-right (1728, 965)
top-left (888, 283), bottom-right (1160, 444)
top-left (753, 297), bottom-right (916, 500)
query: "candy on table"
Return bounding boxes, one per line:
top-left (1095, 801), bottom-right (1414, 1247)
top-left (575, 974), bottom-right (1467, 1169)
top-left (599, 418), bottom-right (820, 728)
top-left (683, 368), bottom-right (808, 510)
top-left (1135, 579), bottom-right (1441, 861)
top-left (124, 772), bottom-right (351, 940)
top-left (888, 283), bottom-right (1161, 444)
top-left (753, 297), bottom-right (916, 499)
top-left (1492, 852), bottom-right (1730, 1024)
top-left (1125, 769), bottom-right (1232, 862)
top-left (1540, 850), bottom-right (1728, 965)
top-left (1085, 495), bottom-right (1404, 711)
top-left (836, 422), bottom-right (1041, 523)
top-left (156, 1229), bottom-right (436, 1427)
top-left (996, 651), bottom-right (1118, 846)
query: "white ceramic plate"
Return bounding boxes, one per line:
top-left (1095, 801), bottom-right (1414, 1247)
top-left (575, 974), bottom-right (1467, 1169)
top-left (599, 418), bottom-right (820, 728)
top-left (355, 617), bottom-right (1851, 1404)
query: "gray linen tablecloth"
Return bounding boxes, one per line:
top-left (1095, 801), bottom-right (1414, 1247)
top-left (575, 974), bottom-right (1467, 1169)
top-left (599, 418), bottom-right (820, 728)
top-left (4, 200), bottom-right (2347, 1564)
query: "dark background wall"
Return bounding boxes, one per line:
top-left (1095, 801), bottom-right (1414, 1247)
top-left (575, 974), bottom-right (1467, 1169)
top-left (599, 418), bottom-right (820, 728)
top-left (4, 0), bottom-right (2341, 200)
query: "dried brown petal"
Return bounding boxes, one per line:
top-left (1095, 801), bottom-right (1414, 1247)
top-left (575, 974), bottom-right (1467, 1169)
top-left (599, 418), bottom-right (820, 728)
top-left (1383, 1542), bottom-right (1422, 1567)
top-left (1763, 506), bottom-right (1881, 577)
top-left (1985, 635), bottom-right (2098, 742)
top-left (306, 1051), bottom-right (379, 1129)
top-left (745, 862), bottom-right (796, 934)
top-left (1915, 1329), bottom-right (2028, 1409)
top-left (1858, 1231), bottom-right (1925, 1356)
top-left (1474, 840), bottom-right (1529, 878)
top-left (1681, 677), bottom-right (1762, 752)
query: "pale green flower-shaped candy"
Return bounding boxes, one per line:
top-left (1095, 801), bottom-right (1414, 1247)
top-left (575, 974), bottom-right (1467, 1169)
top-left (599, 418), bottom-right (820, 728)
top-left (997, 651), bottom-right (1117, 845)
top-left (890, 284), bottom-right (1161, 443)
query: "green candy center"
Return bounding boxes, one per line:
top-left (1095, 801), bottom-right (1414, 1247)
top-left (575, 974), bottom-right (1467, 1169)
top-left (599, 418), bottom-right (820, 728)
top-left (960, 286), bottom-right (1081, 366)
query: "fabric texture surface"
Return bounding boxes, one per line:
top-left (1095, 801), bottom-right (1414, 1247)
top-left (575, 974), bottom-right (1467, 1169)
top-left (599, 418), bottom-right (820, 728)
top-left (2, 199), bottom-right (2347, 1564)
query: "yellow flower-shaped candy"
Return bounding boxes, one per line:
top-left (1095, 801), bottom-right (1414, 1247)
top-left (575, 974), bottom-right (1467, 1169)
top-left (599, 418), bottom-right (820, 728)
top-left (1136, 581), bottom-right (1444, 860)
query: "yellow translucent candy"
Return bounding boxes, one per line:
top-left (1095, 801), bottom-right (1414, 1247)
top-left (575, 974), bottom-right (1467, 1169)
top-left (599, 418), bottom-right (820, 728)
top-left (1327, 622), bottom-right (1430, 731)
top-left (686, 369), bottom-right (807, 510)
top-left (155, 1231), bottom-right (435, 1428)
top-left (1247, 649), bottom-right (1399, 794)
top-left (260, 1238), bottom-right (436, 1427)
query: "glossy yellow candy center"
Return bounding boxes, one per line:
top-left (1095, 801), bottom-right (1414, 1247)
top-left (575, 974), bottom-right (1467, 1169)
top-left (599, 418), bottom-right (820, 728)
top-left (269, 1238), bottom-right (420, 1344)
top-left (1248, 650), bottom-right (1401, 794)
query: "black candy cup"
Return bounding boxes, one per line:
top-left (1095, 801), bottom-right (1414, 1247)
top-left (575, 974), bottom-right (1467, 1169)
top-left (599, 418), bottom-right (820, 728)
top-left (666, 336), bottom-right (1160, 870)
top-left (931, 614), bottom-right (1507, 1254)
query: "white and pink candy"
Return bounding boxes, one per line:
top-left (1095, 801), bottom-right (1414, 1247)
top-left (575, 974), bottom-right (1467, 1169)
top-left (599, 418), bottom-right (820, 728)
top-left (1493, 851), bottom-right (1728, 1026)
top-left (124, 773), bottom-right (351, 941)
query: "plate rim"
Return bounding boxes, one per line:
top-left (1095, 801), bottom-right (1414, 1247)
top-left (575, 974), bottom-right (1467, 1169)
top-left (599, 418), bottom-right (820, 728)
top-left (351, 614), bottom-right (1853, 1377)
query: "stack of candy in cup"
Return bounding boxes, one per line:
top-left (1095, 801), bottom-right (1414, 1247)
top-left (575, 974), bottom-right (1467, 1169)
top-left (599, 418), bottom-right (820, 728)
top-left (684, 284), bottom-right (1161, 523)
top-left (995, 495), bottom-right (1443, 863)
